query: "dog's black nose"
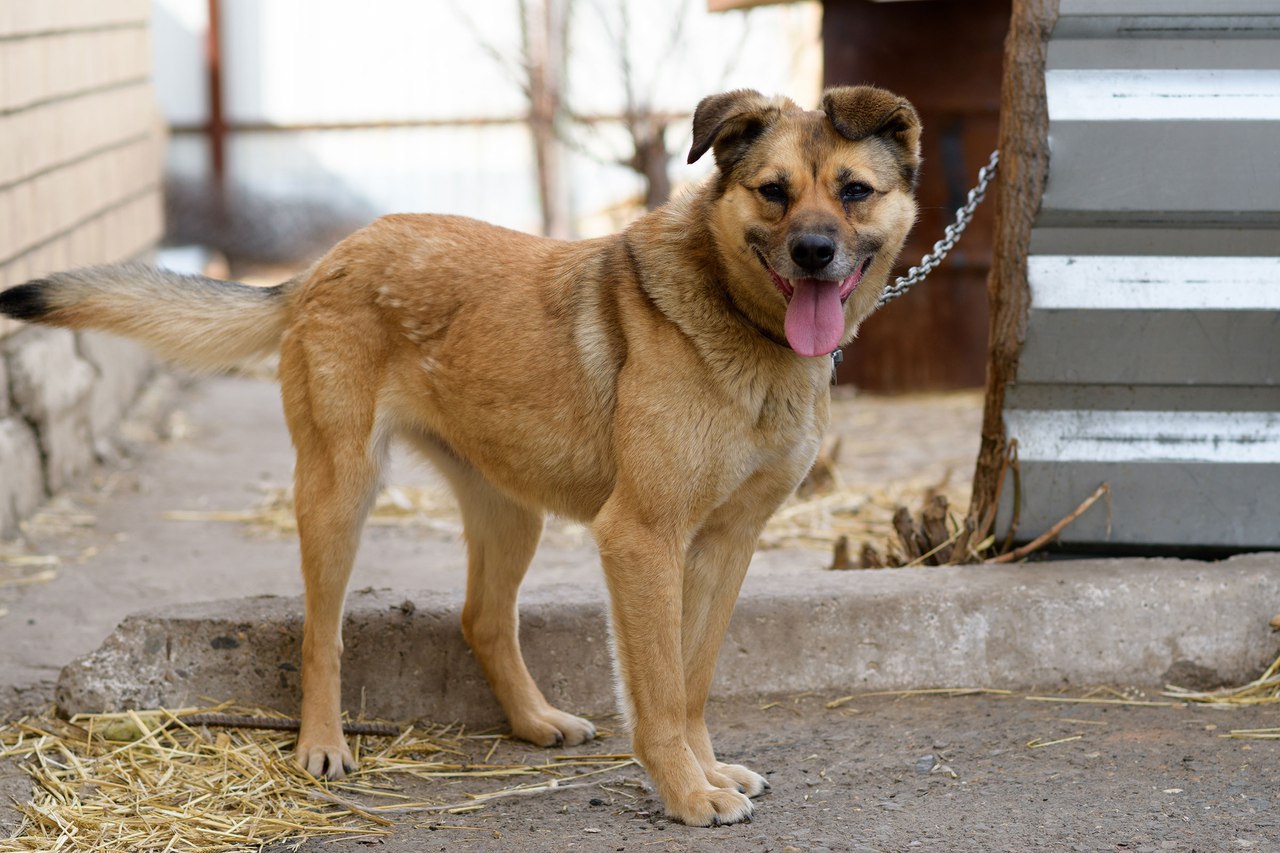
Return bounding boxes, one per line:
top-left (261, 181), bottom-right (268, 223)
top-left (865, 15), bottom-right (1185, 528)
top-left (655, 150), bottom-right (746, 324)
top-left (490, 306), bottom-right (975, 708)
top-left (790, 235), bottom-right (836, 273)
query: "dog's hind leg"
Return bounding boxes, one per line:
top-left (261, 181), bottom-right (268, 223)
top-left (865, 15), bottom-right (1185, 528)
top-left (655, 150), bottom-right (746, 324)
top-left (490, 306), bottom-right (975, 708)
top-left (426, 450), bottom-right (596, 747)
top-left (281, 328), bottom-right (389, 780)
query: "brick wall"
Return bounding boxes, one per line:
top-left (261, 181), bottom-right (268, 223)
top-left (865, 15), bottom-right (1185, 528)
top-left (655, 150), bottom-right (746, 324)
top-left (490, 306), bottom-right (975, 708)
top-left (0, 0), bottom-right (165, 537)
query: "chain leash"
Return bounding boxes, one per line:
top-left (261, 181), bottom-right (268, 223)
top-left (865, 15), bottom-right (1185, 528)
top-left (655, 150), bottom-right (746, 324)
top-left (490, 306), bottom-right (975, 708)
top-left (877, 149), bottom-right (1000, 308)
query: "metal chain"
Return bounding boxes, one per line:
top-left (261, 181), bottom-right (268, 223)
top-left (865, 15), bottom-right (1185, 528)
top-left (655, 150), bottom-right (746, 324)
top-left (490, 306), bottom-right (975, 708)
top-left (878, 149), bottom-right (1000, 307)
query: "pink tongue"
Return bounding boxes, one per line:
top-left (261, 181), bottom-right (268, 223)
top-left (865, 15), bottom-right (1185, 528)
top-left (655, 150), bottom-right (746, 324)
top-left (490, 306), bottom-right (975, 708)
top-left (784, 278), bottom-right (845, 357)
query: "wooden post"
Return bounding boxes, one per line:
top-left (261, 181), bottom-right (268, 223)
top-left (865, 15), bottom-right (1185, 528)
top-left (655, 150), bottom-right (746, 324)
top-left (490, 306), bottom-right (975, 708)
top-left (206, 0), bottom-right (227, 220)
top-left (967, 0), bottom-right (1059, 530)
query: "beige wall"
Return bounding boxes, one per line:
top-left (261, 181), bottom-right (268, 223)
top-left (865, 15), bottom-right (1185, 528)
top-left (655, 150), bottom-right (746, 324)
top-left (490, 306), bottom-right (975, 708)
top-left (0, 0), bottom-right (165, 537)
top-left (0, 0), bottom-right (164, 340)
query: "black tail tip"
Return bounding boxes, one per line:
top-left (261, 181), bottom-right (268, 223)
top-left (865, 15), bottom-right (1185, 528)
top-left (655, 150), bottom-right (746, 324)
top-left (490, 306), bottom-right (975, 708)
top-left (0, 281), bottom-right (53, 322)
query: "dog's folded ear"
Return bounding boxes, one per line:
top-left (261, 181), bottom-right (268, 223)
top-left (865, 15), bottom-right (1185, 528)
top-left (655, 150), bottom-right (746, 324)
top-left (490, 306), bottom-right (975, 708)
top-left (821, 86), bottom-right (922, 185)
top-left (687, 89), bottom-right (788, 170)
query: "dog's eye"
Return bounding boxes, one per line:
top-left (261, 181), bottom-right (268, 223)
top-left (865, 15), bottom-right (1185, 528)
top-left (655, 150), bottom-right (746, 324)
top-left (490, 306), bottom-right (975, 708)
top-left (757, 183), bottom-right (787, 203)
top-left (841, 182), bottom-right (873, 203)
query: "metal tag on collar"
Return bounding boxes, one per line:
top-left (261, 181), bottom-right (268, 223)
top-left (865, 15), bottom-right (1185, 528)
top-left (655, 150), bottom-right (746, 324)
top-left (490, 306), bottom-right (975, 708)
top-left (830, 348), bottom-right (843, 385)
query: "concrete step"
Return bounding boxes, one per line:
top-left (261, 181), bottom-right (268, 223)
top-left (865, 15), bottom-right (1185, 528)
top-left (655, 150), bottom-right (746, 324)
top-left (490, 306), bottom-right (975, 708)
top-left (57, 553), bottom-right (1280, 724)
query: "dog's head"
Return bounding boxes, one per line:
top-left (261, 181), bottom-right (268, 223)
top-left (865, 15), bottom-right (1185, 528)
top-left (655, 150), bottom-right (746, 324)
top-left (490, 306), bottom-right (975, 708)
top-left (688, 86), bottom-right (920, 357)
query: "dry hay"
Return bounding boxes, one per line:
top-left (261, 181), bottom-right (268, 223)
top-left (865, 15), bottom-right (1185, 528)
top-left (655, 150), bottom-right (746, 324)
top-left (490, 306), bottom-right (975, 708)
top-left (164, 484), bottom-right (465, 538)
top-left (809, 436), bottom-right (1114, 569)
top-left (166, 476), bottom-right (959, 555)
top-left (15, 496), bottom-right (99, 538)
top-left (1163, 651), bottom-right (1280, 712)
top-left (155, 440), bottom-right (967, 559)
top-left (0, 703), bottom-right (631, 851)
top-left (0, 555), bottom-right (59, 593)
top-left (0, 496), bottom-right (106, 600)
top-left (152, 406), bottom-right (1100, 568)
top-left (760, 469), bottom-right (970, 556)
top-left (0, 552), bottom-right (61, 621)
top-left (162, 483), bottom-right (596, 548)
top-left (1025, 684), bottom-right (1184, 709)
top-left (761, 431), bottom-right (981, 565)
top-left (1032, 657), bottom-right (1280, 720)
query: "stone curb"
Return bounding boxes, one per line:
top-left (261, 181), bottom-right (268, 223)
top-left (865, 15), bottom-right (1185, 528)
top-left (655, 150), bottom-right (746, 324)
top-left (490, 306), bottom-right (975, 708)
top-left (57, 553), bottom-right (1280, 724)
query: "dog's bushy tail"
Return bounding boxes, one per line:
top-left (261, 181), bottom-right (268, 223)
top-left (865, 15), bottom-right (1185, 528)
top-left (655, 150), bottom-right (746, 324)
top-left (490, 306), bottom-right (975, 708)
top-left (0, 262), bottom-right (295, 372)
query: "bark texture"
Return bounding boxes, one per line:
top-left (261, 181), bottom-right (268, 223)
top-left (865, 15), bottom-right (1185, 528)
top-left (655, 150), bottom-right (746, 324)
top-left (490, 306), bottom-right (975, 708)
top-left (968, 0), bottom-right (1059, 530)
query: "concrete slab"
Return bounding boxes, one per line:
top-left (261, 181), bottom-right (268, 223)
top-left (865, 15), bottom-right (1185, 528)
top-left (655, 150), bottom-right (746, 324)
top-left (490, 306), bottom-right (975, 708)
top-left (57, 554), bottom-right (1280, 723)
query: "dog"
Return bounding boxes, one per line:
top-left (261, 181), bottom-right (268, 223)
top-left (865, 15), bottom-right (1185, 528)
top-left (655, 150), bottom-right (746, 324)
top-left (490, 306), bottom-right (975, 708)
top-left (0, 85), bottom-right (919, 826)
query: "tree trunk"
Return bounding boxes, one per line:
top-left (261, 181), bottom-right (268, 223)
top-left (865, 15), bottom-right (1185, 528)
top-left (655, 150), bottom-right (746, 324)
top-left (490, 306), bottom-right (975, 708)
top-left (967, 0), bottom-right (1059, 530)
top-left (523, 0), bottom-right (573, 239)
top-left (629, 121), bottom-right (672, 210)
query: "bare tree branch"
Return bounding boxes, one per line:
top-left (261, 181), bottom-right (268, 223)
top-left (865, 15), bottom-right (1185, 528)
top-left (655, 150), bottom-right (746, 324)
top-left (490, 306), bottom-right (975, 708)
top-left (463, 0), bottom-right (755, 226)
top-left (447, 1), bottom-right (532, 98)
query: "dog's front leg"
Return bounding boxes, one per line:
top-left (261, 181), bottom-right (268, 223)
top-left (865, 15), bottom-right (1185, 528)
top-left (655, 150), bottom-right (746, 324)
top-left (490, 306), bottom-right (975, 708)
top-left (681, 506), bottom-right (774, 799)
top-left (596, 500), bottom-right (754, 827)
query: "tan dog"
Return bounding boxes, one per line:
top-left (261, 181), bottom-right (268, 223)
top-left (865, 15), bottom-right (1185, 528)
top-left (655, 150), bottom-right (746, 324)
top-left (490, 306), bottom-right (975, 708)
top-left (0, 86), bottom-right (919, 826)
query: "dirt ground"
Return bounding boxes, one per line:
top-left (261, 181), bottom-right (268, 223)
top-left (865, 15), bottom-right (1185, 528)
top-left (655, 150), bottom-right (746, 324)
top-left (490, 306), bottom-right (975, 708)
top-left (4, 690), bottom-right (1278, 851)
top-left (237, 690), bottom-right (1280, 852)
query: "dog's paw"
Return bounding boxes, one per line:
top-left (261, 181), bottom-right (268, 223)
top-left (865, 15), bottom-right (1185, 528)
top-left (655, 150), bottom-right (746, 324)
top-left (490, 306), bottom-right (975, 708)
top-left (511, 707), bottom-right (597, 748)
top-left (295, 737), bottom-right (355, 780)
top-left (666, 786), bottom-right (754, 827)
top-left (706, 761), bottom-right (770, 798)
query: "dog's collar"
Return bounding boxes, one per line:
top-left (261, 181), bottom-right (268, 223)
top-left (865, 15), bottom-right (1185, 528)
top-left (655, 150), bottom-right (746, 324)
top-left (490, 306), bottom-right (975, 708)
top-left (721, 287), bottom-right (792, 351)
top-left (720, 287), bottom-right (845, 381)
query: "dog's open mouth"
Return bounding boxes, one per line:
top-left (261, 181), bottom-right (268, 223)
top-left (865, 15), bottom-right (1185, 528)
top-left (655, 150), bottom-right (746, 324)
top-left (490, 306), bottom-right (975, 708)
top-left (753, 251), bottom-right (873, 357)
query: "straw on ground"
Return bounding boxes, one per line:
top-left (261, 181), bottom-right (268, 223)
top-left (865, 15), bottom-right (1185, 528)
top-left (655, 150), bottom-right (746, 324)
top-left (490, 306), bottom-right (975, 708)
top-left (0, 703), bottom-right (631, 852)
